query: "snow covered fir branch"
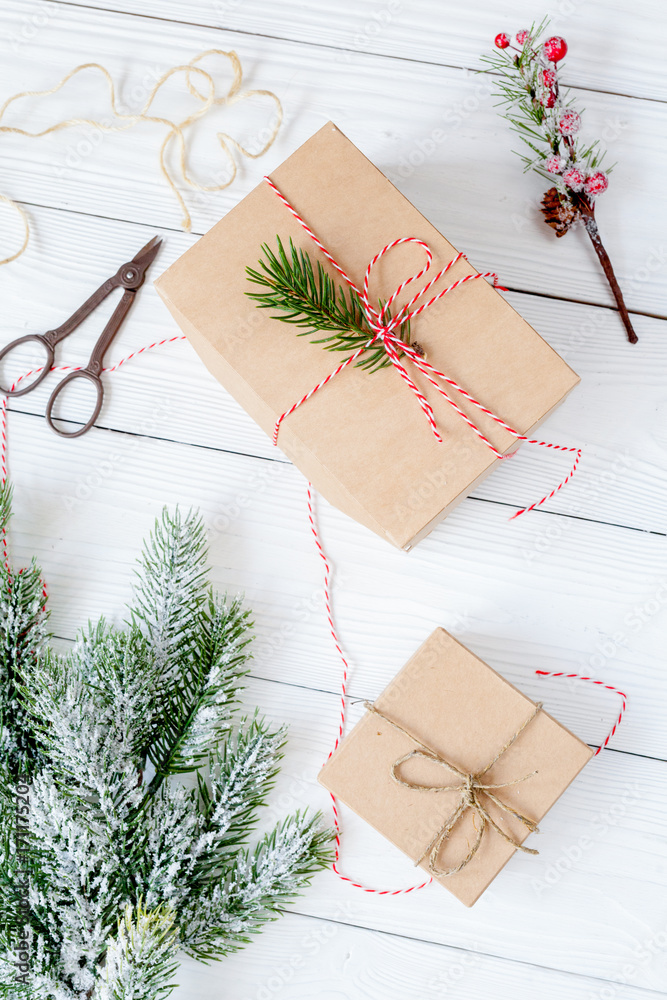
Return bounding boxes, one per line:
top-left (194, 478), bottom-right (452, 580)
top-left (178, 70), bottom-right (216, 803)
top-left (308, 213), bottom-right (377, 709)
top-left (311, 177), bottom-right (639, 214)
top-left (0, 486), bottom-right (332, 999)
top-left (482, 19), bottom-right (638, 344)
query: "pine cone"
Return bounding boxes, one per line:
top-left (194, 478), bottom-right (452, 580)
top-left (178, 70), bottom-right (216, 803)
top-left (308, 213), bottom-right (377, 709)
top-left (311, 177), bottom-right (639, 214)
top-left (540, 186), bottom-right (578, 237)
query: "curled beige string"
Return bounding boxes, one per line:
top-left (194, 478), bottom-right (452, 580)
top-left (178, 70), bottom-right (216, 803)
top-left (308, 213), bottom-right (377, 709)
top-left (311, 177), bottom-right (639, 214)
top-left (364, 699), bottom-right (543, 877)
top-left (0, 49), bottom-right (282, 266)
top-left (0, 196), bottom-right (29, 265)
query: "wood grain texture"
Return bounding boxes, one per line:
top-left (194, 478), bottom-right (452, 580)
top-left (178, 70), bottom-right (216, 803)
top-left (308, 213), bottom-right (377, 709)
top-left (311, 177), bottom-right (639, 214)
top-left (1, 1), bottom-right (666, 997)
top-left (50, 0), bottom-right (667, 102)
top-left (177, 910), bottom-right (667, 1000)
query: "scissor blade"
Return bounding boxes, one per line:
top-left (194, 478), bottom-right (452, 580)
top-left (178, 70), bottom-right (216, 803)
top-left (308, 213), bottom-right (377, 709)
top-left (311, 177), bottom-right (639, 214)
top-left (131, 235), bottom-right (163, 274)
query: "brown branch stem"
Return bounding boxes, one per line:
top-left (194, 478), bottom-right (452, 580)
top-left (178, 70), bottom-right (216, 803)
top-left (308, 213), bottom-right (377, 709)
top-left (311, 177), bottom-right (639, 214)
top-left (576, 200), bottom-right (638, 344)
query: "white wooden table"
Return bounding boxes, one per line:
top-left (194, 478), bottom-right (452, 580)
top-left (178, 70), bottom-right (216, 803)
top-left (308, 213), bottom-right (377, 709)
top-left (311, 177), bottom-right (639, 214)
top-left (2, 1), bottom-right (666, 997)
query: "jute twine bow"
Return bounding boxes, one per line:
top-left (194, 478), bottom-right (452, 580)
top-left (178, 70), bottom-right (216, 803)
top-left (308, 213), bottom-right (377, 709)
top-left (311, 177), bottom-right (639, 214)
top-left (0, 50), bottom-right (282, 266)
top-left (364, 700), bottom-right (543, 877)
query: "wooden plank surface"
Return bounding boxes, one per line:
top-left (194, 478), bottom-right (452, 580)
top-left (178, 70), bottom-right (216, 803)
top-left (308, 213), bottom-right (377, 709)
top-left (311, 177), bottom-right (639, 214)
top-left (179, 911), bottom-right (667, 1000)
top-left (1, 1), bottom-right (665, 998)
top-left (53, 0), bottom-right (667, 102)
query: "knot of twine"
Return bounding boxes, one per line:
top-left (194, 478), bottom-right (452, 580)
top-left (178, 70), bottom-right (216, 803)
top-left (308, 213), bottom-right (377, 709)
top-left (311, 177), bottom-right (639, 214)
top-left (353, 236), bottom-right (506, 443)
top-left (364, 700), bottom-right (543, 878)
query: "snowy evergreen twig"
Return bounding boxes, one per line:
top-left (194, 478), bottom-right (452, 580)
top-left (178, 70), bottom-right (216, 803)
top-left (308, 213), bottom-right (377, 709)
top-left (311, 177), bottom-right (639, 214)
top-left (482, 20), bottom-right (638, 343)
top-left (92, 902), bottom-right (179, 1000)
top-left (0, 483), bottom-right (48, 780)
top-left (0, 501), bottom-right (332, 999)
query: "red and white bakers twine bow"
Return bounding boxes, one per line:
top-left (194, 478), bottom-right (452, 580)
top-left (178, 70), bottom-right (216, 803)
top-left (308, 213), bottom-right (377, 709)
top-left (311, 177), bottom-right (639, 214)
top-left (266, 174), bottom-right (582, 520)
top-left (308, 487), bottom-right (628, 895)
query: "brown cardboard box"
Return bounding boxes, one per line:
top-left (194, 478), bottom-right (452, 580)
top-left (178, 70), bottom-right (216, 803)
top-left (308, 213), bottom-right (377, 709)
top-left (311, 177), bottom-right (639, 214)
top-left (155, 122), bottom-right (579, 549)
top-left (318, 628), bottom-right (593, 906)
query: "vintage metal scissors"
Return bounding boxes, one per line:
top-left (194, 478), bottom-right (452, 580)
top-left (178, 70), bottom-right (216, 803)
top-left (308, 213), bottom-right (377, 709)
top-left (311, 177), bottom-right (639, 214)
top-left (0, 236), bottom-right (162, 438)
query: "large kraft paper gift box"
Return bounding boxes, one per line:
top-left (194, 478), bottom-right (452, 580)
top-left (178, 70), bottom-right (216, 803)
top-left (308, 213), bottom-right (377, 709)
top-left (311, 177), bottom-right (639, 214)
top-left (155, 122), bottom-right (579, 549)
top-left (319, 628), bottom-right (593, 907)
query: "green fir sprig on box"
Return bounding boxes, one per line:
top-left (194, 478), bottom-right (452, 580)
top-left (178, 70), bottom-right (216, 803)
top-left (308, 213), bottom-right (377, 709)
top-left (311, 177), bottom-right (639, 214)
top-left (246, 236), bottom-right (411, 373)
top-left (0, 488), bottom-right (332, 1000)
top-left (481, 19), bottom-right (638, 344)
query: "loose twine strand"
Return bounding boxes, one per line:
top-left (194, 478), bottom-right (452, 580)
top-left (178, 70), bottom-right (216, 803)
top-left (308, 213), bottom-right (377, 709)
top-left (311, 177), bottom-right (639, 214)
top-left (0, 50), bottom-right (283, 265)
top-left (0, 336), bottom-right (186, 575)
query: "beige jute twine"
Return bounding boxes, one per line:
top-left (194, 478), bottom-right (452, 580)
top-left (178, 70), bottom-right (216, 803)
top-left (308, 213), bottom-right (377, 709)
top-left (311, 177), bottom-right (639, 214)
top-left (0, 49), bottom-right (282, 266)
top-left (364, 699), bottom-right (543, 877)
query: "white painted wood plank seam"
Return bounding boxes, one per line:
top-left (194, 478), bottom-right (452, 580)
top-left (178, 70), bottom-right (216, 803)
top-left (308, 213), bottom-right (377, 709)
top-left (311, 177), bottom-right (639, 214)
top-left (46, 0), bottom-right (667, 105)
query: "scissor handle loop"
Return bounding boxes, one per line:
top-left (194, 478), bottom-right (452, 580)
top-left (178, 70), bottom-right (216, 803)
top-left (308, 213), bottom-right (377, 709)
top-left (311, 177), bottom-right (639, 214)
top-left (0, 335), bottom-right (54, 396)
top-left (45, 369), bottom-right (104, 438)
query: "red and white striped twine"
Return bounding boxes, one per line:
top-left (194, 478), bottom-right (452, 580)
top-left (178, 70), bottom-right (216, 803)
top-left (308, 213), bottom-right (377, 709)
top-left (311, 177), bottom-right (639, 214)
top-left (0, 336), bottom-right (186, 579)
top-left (308, 485), bottom-right (433, 894)
top-left (535, 670), bottom-right (627, 756)
top-left (265, 175), bottom-right (582, 520)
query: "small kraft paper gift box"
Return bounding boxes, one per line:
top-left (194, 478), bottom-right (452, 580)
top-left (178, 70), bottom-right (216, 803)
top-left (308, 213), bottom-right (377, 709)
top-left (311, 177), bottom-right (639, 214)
top-left (155, 122), bottom-right (580, 550)
top-left (319, 628), bottom-right (593, 906)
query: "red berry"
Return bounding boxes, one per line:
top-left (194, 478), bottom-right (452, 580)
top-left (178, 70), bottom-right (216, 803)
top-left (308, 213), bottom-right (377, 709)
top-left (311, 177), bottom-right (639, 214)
top-left (562, 167), bottom-right (586, 191)
top-left (542, 68), bottom-right (557, 88)
top-left (543, 90), bottom-right (557, 108)
top-left (545, 154), bottom-right (565, 174)
top-left (543, 36), bottom-right (568, 62)
top-left (584, 171), bottom-right (609, 196)
top-left (558, 110), bottom-right (582, 136)
top-left (516, 29), bottom-right (530, 44)
top-left (495, 32), bottom-right (510, 49)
